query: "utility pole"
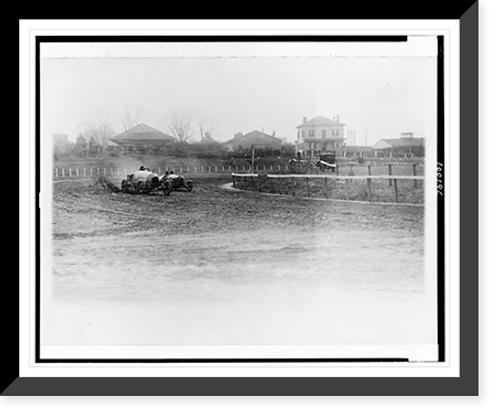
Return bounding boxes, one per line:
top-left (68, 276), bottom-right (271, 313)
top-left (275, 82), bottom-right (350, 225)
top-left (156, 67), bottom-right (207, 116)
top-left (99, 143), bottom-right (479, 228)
top-left (251, 145), bottom-right (255, 173)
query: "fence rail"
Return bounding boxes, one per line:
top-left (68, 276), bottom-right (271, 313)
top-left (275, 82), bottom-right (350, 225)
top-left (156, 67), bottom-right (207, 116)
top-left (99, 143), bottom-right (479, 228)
top-left (53, 160), bottom-right (424, 179)
top-left (231, 172), bottom-right (425, 204)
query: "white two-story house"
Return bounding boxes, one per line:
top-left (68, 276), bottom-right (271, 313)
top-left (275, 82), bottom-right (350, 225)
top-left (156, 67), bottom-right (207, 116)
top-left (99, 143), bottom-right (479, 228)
top-left (295, 115), bottom-right (346, 157)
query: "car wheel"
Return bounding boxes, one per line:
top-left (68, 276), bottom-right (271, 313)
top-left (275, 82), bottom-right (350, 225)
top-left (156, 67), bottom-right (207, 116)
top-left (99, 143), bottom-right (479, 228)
top-left (186, 181), bottom-right (193, 192)
top-left (163, 181), bottom-right (172, 196)
top-left (136, 181), bottom-right (143, 194)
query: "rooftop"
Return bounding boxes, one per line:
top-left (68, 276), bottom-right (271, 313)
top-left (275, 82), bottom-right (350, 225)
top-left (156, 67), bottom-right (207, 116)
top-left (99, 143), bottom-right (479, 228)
top-left (110, 123), bottom-right (176, 146)
top-left (376, 137), bottom-right (425, 147)
top-left (223, 130), bottom-right (280, 145)
top-left (296, 116), bottom-right (346, 129)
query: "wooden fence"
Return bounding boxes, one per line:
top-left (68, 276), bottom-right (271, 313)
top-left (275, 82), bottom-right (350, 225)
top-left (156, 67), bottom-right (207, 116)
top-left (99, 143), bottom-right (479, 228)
top-left (53, 165), bottom-right (250, 178)
top-left (232, 172), bottom-right (425, 204)
top-left (53, 161), bottom-right (424, 179)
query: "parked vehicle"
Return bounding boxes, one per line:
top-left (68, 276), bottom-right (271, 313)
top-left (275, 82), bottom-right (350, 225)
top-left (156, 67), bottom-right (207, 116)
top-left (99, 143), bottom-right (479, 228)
top-left (317, 154), bottom-right (337, 172)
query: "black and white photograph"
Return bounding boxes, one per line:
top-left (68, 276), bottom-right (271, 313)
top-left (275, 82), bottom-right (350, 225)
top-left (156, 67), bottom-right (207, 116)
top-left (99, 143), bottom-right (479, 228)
top-left (37, 36), bottom-right (441, 363)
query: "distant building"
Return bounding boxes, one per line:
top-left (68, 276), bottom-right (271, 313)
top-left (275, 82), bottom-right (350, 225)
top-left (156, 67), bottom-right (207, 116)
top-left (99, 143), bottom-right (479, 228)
top-left (200, 131), bottom-right (217, 144)
top-left (222, 130), bottom-right (282, 152)
top-left (76, 133), bottom-right (87, 147)
top-left (295, 115), bottom-right (346, 157)
top-left (372, 132), bottom-right (425, 157)
top-left (109, 123), bottom-right (176, 153)
top-left (75, 133), bottom-right (88, 156)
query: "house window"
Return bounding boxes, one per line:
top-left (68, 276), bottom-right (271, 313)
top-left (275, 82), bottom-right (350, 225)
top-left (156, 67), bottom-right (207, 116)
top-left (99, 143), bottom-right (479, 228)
top-left (309, 130), bottom-right (315, 137)
top-left (333, 130), bottom-right (338, 137)
top-left (322, 129), bottom-right (326, 138)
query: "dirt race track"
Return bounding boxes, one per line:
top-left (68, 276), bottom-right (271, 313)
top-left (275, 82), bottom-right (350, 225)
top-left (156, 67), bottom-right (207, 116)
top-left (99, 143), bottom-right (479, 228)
top-left (45, 174), bottom-right (435, 348)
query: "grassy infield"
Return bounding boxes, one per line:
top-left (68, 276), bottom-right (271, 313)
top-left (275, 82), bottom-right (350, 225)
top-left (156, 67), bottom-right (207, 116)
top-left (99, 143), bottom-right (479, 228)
top-left (233, 164), bottom-right (425, 205)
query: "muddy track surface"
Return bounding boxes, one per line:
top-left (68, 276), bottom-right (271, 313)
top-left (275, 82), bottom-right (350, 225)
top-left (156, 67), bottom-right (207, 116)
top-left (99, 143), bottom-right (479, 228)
top-left (52, 175), bottom-right (425, 296)
top-left (47, 175), bottom-right (429, 346)
top-left (53, 176), bottom-right (424, 238)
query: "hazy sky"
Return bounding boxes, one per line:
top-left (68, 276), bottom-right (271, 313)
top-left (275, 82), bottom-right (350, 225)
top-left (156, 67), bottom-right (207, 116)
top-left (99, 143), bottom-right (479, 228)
top-left (41, 41), bottom-right (437, 147)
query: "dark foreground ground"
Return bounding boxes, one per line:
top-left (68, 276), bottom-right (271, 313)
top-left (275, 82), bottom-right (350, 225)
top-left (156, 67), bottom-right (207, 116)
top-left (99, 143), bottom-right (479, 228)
top-left (44, 175), bottom-right (435, 350)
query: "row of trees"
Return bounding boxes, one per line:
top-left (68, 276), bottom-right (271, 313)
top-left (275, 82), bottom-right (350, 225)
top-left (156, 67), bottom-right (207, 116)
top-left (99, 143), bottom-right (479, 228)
top-left (77, 105), bottom-right (221, 153)
top-left (63, 139), bottom-right (296, 160)
top-left (56, 104), bottom-right (295, 160)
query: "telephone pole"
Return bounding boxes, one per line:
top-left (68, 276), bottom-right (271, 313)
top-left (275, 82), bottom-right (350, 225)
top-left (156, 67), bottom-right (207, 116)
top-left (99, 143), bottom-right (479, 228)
top-left (251, 145), bottom-right (255, 172)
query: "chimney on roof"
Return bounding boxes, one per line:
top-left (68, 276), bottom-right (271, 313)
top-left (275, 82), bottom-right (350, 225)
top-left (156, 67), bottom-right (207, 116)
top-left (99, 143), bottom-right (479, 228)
top-left (303, 116), bottom-right (307, 124)
top-left (272, 131), bottom-right (275, 137)
top-left (336, 115), bottom-right (340, 122)
top-left (234, 132), bottom-right (243, 139)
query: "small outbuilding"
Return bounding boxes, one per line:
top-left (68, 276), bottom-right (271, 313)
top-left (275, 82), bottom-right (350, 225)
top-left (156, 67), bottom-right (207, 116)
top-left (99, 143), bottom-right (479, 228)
top-left (372, 133), bottom-right (425, 157)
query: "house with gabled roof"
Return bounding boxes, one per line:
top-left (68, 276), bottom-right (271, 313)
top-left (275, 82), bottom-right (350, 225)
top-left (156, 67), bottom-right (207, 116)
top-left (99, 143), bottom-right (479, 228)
top-left (295, 115), bottom-right (346, 157)
top-left (222, 130), bottom-right (282, 152)
top-left (109, 123), bottom-right (176, 152)
top-left (200, 131), bottom-right (218, 144)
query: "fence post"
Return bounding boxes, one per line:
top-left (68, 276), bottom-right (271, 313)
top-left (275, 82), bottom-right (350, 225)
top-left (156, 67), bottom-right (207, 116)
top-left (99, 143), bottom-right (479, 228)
top-left (366, 164), bottom-right (372, 200)
top-left (413, 163), bottom-right (418, 188)
top-left (394, 179), bottom-right (399, 203)
top-left (306, 177), bottom-right (311, 197)
top-left (366, 177), bottom-right (372, 201)
top-left (388, 164), bottom-right (393, 186)
top-left (324, 177), bottom-right (328, 198)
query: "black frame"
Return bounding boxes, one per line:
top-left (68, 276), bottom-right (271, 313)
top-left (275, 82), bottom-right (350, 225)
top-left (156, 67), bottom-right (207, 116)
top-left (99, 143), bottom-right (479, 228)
top-left (3, 8), bottom-right (479, 395)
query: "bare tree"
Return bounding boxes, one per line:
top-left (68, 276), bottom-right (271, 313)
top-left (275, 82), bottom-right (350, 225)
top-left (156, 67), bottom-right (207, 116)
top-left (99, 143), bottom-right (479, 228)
top-left (164, 110), bottom-right (194, 143)
top-left (117, 103), bottom-right (145, 132)
top-left (81, 113), bottom-right (116, 154)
